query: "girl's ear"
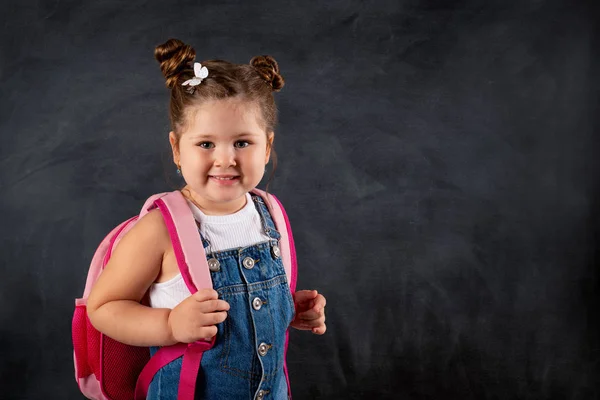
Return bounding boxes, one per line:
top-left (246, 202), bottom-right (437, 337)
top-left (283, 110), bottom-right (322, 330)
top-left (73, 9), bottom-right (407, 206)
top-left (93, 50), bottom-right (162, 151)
top-left (265, 131), bottom-right (275, 164)
top-left (169, 131), bottom-right (180, 166)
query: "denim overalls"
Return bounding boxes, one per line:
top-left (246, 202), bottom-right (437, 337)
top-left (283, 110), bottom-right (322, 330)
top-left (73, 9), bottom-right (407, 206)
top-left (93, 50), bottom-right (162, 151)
top-left (148, 194), bottom-right (296, 400)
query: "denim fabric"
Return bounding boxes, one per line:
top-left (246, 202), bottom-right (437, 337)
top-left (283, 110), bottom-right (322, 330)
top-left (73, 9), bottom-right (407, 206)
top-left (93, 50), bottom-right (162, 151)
top-left (147, 195), bottom-right (295, 400)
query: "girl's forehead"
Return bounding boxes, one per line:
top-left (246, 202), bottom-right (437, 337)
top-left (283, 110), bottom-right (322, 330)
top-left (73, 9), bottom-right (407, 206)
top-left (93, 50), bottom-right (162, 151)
top-left (194, 98), bottom-right (259, 119)
top-left (184, 98), bottom-right (266, 136)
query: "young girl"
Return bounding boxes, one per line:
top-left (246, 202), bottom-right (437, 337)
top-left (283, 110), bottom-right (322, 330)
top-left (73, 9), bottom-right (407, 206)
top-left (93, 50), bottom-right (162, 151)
top-left (86, 38), bottom-right (326, 399)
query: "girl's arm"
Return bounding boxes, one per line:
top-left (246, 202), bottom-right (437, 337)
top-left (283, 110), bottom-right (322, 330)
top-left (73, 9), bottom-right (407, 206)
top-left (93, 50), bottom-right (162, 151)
top-left (86, 209), bottom-right (177, 346)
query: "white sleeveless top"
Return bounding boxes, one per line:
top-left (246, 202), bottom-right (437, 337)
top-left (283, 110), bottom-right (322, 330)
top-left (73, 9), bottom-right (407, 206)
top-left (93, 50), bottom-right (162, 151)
top-left (148, 193), bottom-right (271, 309)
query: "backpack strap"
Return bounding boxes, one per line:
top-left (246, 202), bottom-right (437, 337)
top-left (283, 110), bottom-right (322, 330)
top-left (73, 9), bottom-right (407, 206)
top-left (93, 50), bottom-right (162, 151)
top-left (134, 339), bottom-right (214, 400)
top-left (154, 192), bottom-right (212, 293)
top-left (251, 188), bottom-right (298, 292)
top-left (135, 191), bottom-right (213, 400)
top-left (139, 191), bottom-right (211, 293)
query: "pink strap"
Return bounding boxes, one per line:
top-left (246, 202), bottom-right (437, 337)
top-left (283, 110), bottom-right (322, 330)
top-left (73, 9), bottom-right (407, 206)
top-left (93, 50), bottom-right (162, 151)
top-left (269, 193), bottom-right (298, 292)
top-left (155, 193), bottom-right (213, 293)
top-left (134, 343), bottom-right (187, 400)
top-left (134, 339), bottom-right (216, 400)
top-left (135, 192), bottom-right (215, 399)
top-left (177, 338), bottom-right (215, 400)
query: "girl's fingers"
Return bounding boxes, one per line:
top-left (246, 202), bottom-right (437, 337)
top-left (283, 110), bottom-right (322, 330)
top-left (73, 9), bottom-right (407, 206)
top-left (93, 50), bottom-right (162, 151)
top-left (293, 319), bottom-right (326, 332)
top-left (293, 322), bottom-right (317, 330)
top-left (314, 294), bottom-right (326, 308)
top-left (297, 308), bottom-right (321, 320)
top-left (293, 290), bottom-right (318, 304)
top-left (295, 300), bottom-right (316, 314)
top-left (312, 325), bottom-right (326, 335)
top-left (295, 293), bottom-right (326, 313)
top-left (297, 296), bottom-right (326, 320)
top-left (193, 288), bottom-right (219, 302)
top-left (204, 311), bottom-right (228, 325)
top-left (291, 290), bottom-right (327, 335)
top-left (197, 325), bottom-right (218, 340)
top-left (294, 314), bottom-right (325, 328)
top-left (198, 299), bottom-right (230, 313)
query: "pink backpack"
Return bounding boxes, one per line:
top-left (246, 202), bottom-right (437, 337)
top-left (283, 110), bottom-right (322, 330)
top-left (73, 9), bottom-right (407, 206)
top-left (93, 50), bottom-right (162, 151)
top-left (72, 189), bottom-right (298, 400)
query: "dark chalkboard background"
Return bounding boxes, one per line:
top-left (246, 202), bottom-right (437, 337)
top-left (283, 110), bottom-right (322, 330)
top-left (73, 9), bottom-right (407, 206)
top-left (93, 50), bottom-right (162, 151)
top-left (1, 0), bottom-right (598, 399)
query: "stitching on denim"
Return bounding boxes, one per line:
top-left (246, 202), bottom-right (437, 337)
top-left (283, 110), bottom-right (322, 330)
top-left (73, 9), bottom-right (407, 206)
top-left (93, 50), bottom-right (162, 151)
top-left (218, 342), bottom-right (277, 380)
top-left (277, 285), bottom-right (290, 328)
top-left (252, 195), bottom-right (282, 241)
top-left (265, 291), bottom-right (281, 374)
top-left (283, 283), bottom-right (296, 326)
top-left (157, 367), bottom-right (162, 398)
top-left (214, 292), bottom-right (233, 373)
top-left (218, 275), bottom-right (287, 295)
top-left (252, 195), bottom-right (265, 204)
top-left (219, 363), bottom-right (277, 380)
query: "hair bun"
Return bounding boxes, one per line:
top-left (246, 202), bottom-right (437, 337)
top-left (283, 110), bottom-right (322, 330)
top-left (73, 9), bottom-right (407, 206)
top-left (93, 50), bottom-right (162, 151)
top-left (250, 55), bottom-right (284, 92)
top-left (154, 38), bottom-right (196, 89)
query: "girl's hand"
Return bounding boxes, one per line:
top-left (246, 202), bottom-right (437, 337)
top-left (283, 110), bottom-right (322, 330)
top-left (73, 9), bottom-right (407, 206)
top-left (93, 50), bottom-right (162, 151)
top-left (290, 290), bottom-right (327, 335)
top-left (167, 288), bottom-right (230, 343)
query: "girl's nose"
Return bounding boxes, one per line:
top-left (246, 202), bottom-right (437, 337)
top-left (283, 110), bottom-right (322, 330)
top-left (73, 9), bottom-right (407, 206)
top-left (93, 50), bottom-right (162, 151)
top-left (214, 146), bottom-right (237, 168)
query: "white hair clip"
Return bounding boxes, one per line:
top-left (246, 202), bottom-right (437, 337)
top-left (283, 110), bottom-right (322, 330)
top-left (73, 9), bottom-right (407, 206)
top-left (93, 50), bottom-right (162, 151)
top-left (182, 62), bottom-right (209, 87)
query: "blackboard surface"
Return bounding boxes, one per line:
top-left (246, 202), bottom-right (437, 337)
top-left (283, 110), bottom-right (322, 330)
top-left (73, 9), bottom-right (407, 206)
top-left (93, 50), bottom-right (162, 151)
top-left (1, 0), bottom-right (598, 399)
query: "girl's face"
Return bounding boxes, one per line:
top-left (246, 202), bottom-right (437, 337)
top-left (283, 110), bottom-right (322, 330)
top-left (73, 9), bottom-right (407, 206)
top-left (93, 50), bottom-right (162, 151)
top-left (170, 97), bottom-right (273, 215)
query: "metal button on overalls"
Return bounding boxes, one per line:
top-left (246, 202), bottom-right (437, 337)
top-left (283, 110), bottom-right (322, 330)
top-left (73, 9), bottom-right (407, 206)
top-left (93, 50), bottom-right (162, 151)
top-left (256, 390), bottom-right (266, 400)
top-left (258, 343), bottom-right (270, 356)
top-left (242, 257), bottom-right (255, 269)
top-left (271, 245), bottom-right (281, 259)
top-left (208, 258), bottom-right (220, 272)
top-left (252, 297), bottom-right (263, 310)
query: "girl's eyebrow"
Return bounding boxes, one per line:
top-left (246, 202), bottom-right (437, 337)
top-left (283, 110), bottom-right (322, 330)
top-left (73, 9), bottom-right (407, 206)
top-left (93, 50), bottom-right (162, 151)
top-left (189, 132), bottom-right (260, 140)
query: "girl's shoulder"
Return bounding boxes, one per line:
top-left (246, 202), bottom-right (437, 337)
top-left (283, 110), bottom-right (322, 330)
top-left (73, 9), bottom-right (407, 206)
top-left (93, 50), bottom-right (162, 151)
top-left (105, 208), bottom-right (171, 273)
top-left (126, 208), bottom-right (171, 251)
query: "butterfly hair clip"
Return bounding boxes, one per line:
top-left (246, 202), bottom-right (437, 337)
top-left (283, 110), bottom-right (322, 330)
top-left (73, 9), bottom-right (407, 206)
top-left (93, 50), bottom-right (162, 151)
top-left (182, 62), bottom-right (209, 93)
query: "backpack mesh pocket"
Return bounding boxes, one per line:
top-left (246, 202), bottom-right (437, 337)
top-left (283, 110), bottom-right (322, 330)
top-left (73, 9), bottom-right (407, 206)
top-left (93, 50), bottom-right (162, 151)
top-left (102, 335), bottom-right (150, 399)
top-left (72, 303), bottom-right (100, 378)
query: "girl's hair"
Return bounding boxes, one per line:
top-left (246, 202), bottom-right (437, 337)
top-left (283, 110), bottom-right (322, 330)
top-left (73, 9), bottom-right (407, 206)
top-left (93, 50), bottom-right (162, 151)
top-left (154, 38), bottom-right (284, 194)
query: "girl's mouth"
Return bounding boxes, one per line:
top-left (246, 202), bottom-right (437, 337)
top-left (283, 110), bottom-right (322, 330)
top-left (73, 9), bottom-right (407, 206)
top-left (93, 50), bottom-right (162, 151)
top-left (209, 175), bottom-right (240, 185)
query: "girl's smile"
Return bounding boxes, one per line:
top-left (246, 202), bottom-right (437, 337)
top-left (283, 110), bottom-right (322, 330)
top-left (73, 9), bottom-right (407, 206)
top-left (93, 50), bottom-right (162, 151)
top-left (209, 175), bottom-right (241, 185)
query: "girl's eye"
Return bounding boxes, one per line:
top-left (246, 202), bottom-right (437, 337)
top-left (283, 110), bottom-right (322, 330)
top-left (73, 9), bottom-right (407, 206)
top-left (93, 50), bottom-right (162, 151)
top-left (235, 140), bottom-right (250, 148)
top-left (197, 142), bottom-right (214, 149)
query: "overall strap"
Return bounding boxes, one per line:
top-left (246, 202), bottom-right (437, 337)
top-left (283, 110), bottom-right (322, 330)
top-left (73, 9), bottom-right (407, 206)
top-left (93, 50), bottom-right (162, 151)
top-left (135, 191), bottom-right (214, 400)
